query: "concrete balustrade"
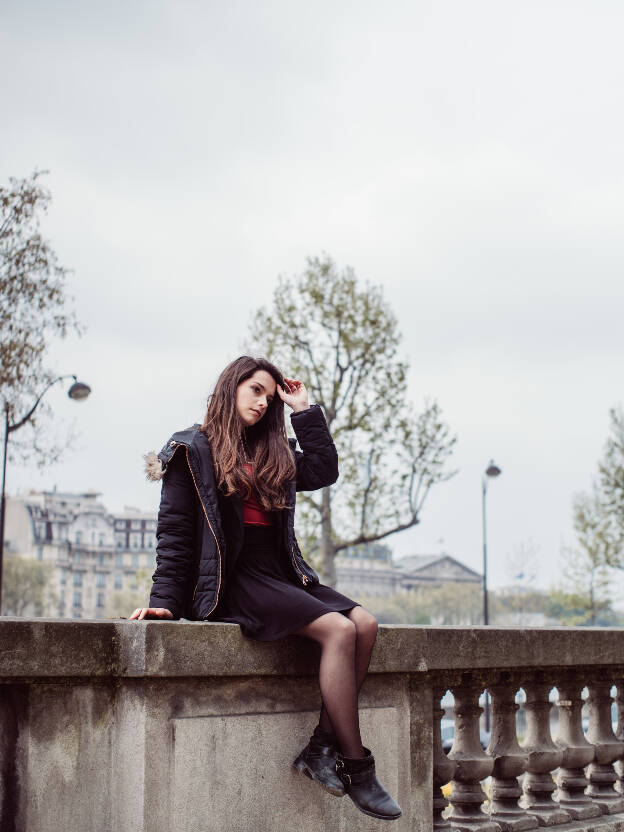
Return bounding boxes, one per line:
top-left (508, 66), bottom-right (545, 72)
top-left (433, 683), bottom-right (456, 830)
top-left (614, 680), bottom-right (624, 797)
top-left (447, 675), bottom-right (498, 831)
top-left (487, 676), bottom-right (536, 831)
top-left (3, 621), bottom-right (624, 831)
top-left (585, 678), bottom-right (624, 813)
top-left (554, 677), bottom-right (601, 820)
top-left (520, 676), bottom-right (571, 825)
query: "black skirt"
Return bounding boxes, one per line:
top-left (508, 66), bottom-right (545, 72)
top-left (217, 524), bottom-right (359, 641)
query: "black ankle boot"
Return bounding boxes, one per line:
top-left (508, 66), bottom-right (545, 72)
top-left (293, 726), bottom-right (345, 797)
top-left (335, 748), bottom-right (402, 820)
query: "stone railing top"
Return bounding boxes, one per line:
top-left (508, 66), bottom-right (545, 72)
top-left (1, 619), bottom-right (624, 680)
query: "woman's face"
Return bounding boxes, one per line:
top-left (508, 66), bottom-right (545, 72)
top-left (236, 370), bottom-right (277, 427)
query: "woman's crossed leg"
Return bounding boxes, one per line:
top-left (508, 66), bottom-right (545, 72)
top-left (295, 607), bottom-right (378, 758)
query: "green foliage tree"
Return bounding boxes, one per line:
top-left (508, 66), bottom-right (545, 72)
top-left (360, 582), bottom-right (482, 626)
top-left (1, 170), bottom-right (80, 463)
top-left (104, 568), bottom-right (153, 618)
top-left (1, 556), bottom-right (55, 616)
top-left (247, 255), bottom-right (457, 584)
top-left (545, 589), bottom-right (621, 627)
top-left (597, 406), bottom-right (624, 564)
top-left (489, 587), bottom-right (552, 625)
top-left (356, 593), bottom-right (431, 625)
top-left (552, 489), bottom-right (616, 626)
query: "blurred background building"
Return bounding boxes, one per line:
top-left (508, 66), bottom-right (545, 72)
top-left (4, 490), bottom-right (156, 618)
top-left (335, 542), bottom-right (481, 598)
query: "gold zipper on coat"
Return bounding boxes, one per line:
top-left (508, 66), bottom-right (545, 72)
top-left (291, 544), bottom-right (309, 586)
top-left (170, 444), bottom-right (222, 617)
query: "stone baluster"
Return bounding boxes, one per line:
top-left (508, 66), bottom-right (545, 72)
top-left (553, 678), bottom-right (600, 820)
top-left (519, 677), bottom-right (570, 825)
top-left (486, 678), bottom-right (536, 831)
top-left (433, 685), bottom-right (457, 830)
top-left (585, 678), bottom-right (624, 813)
top-left (614, 679), bottom-right (624, 795)
top-left (447, 675), bottom-right (499, 831)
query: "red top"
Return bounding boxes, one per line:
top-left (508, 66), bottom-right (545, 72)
top-left (242, 464), bottom-right (273, 526)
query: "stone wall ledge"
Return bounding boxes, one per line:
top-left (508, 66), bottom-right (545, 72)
top-left (2, 618), bottom-right (624, 679)
top-left (4, 618), bottom-right (624, 832)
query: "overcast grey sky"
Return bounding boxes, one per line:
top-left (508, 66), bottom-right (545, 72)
top-left (2, 0), bottom-right (623, 592)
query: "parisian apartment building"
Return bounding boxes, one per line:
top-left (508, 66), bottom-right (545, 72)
top-left (5, 489), bottom-right (157, 619)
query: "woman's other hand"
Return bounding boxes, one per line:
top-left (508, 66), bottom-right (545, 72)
top-left (129, 607), bottom-right (174, 620)
top-left (277, 378), bottom-right (309, 413)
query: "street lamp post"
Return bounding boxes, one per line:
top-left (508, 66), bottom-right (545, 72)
top-left (481, 459), bottom-right (501, 733)
top-left (482, 460), bottom-right (502, 626)
top-left (0, 375), bottom-right (91, 614)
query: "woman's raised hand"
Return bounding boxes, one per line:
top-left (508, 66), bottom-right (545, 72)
top-left (129, 607), bottom-right (174, 620)
top-left (277, 377), bottom-right (309, 413)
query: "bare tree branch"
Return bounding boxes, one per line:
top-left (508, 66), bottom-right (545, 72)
top-left (335, 514), bottom-right (420, 552)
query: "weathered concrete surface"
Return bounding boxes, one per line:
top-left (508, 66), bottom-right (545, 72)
top-left (2, 620), bottom-right (624, 831)
top-left (3, 619), bottom-right (624, 678)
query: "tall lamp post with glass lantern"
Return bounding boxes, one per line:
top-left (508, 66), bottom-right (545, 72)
top-left (482, 460), bottom-right (502, 626)
top-left (0, 375), bottom-right (91, 614)
top-left (481, 459), bottom-right (501, 732)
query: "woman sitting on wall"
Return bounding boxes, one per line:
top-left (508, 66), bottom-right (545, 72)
top-left (130, 355), bottom-right (401, 821)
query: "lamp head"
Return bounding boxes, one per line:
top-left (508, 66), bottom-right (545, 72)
top-left (485, 460), bottom-right (501, 478)
top-left (67, 381), bottom-right (91, 401)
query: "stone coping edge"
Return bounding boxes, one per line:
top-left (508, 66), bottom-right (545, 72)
top-left (1, 619), bottom-right (623, 679)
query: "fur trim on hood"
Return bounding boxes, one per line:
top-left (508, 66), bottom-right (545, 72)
top-left (144, 452), bottom-right (164, 482)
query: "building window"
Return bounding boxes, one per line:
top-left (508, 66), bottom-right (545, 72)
top-left (132, 553), bottom-right (139, 567)
top-left (75, 552), bottom-right (81, 564)
top-left (60, 568), bottom-right (66, 586)
top-left (132, 536), bottom-right (139, 550)
top-left (75, 531), bottom-right (82, 544)
top-left (96, 573), bottom-right (106, 588)
top-left (115, 553), bottom-right (123, 567)
top-left (73, 591), bottom-right (82, 607)
top-left (73, 572), bottom-right (83, 588)
top-left (131, 520), bottom-right (140, 530)
top-left (114, 573), bottom-right (122, 590)
top-left (98, 554), bottom-right (105, 566)
top-left (98, 534), bottom-right (105, 546)
top-left (60, 589), bottom-right (65, 603)
top-left (37, 546), bottom-right (43, 561)
top-left (96, 592), bottom-right (105, 608)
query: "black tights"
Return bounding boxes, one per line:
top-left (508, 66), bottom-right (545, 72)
top-left (295, 606), bottom-right (378, 759)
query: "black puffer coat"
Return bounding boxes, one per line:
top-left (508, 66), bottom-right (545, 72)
top-left (146, 404), bottom-right (338, 620)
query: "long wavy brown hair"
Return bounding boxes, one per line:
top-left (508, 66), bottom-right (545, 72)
top-left (201, 356), bottom-right (296, 510)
